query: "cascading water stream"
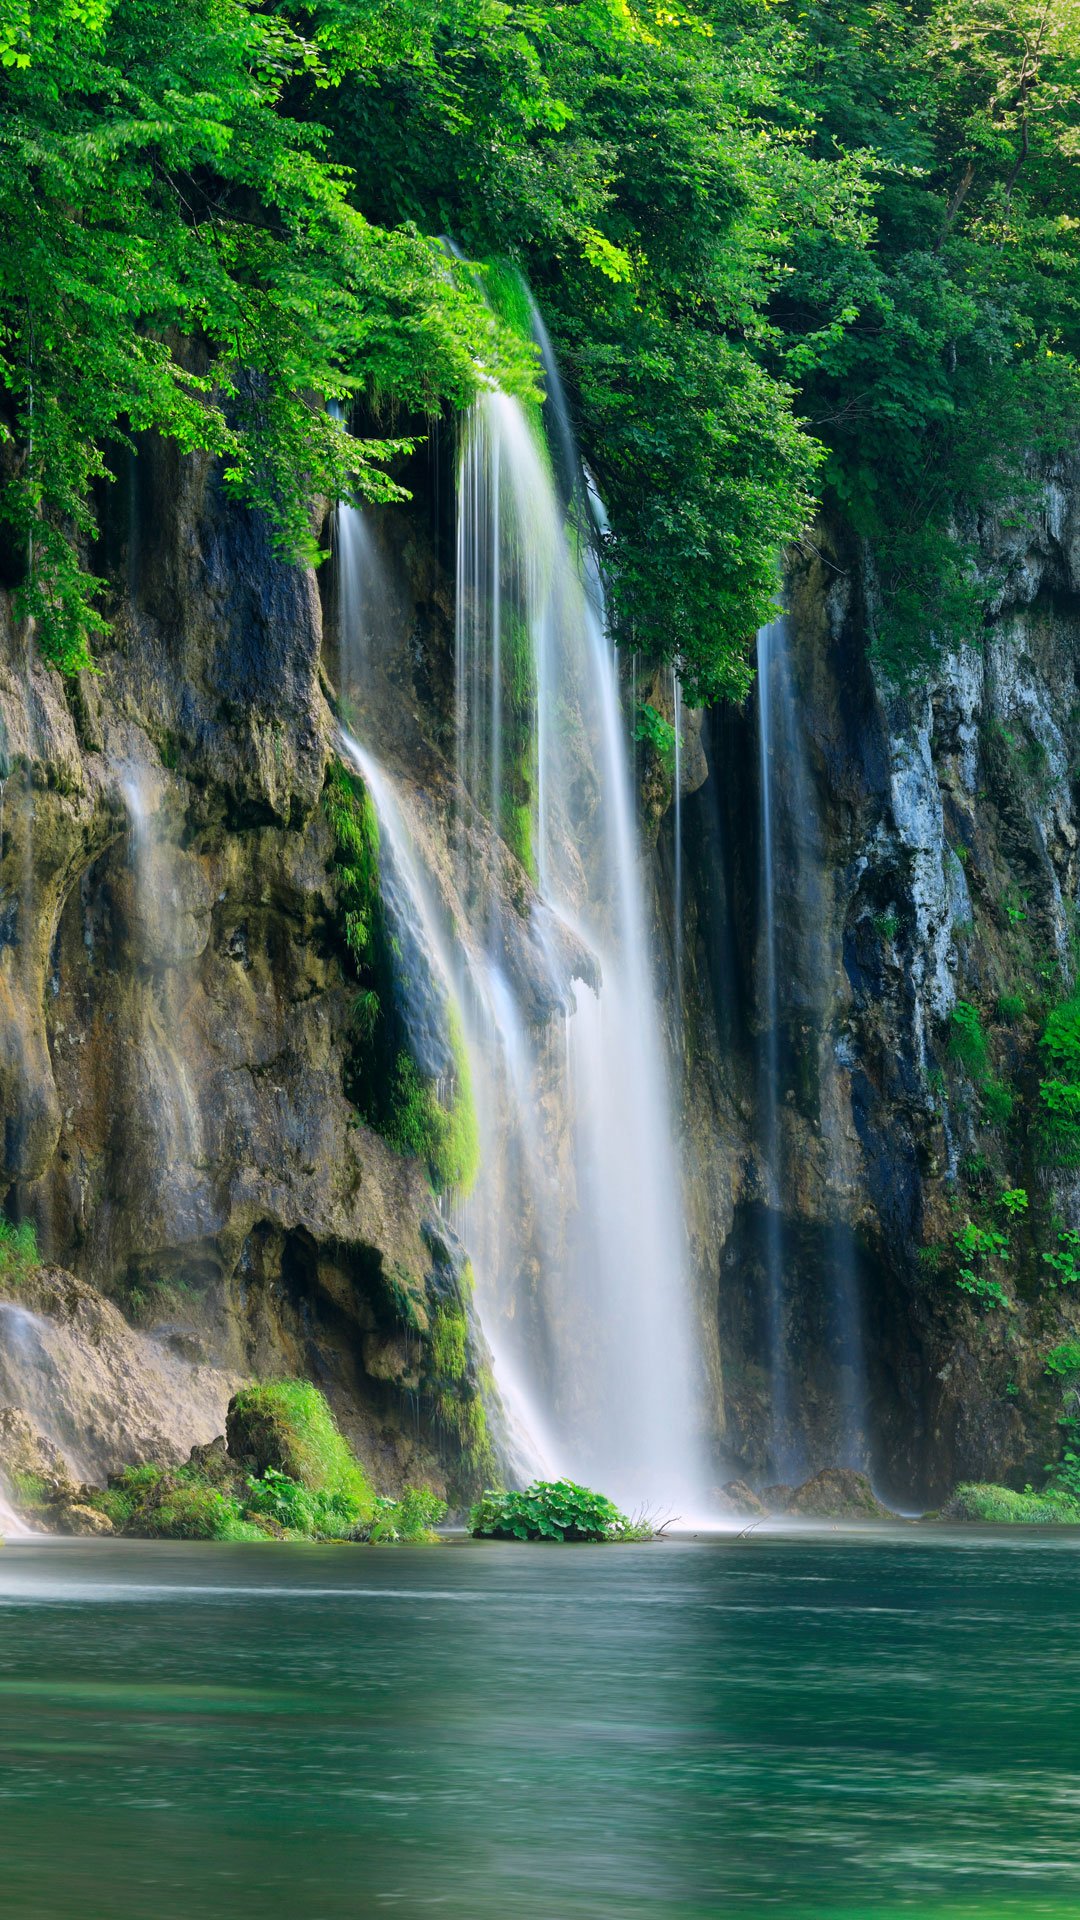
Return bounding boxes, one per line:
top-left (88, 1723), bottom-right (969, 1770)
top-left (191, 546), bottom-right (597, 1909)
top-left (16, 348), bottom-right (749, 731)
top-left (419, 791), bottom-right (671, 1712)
top-left (333, 292), bottom-right (703, 1509)
top-left (756, 616), bottom-right (867, 1474)
top-left (448, 330), bottom-right (699, 1508)
top-left (756, 620), bottom-right (792, 1473)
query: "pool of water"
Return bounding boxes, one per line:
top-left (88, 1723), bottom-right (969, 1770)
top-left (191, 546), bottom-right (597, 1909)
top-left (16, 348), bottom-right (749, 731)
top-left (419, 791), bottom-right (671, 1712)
top-left (0, 1526), bottom-right (1076, 1917)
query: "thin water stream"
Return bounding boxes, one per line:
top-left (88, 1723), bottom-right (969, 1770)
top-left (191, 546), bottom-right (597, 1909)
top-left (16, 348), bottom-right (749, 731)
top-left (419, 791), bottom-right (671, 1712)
top-left (756, 618), bottom-right (867, 1475)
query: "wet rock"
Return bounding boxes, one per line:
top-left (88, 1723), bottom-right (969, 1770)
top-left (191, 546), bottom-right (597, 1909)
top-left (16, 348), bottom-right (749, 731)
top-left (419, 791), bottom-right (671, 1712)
top-left (760, 1484), bottom-right (795, 1513)
top-left (785, 1469), bottom-right (889, 1519)
top-left (714, 1479), bottom-right (767, 1518)
top-left (52, 1502), bottom-right (114, 1536)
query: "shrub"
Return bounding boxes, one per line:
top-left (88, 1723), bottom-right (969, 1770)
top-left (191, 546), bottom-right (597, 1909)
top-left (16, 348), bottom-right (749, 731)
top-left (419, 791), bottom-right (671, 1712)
top-left (138, 1483), bottom-right (251, 1541)
top-left (980, 1077), bottom-right (1014, 1127)
top-left (0, 1219), bottom-right (39, 1288)
top-left (366, 1487), bottom-right (447, 1543)
top-left (1041, 998), bottom-right (1080, 1078)
top-left (242, 1465), bottom-right (360, 1538)
top-left (469, 1479), bottom-right (650, 1542)
top-left (949, 1001), bottom-right (988, 1077)
top-left (1036, 1079), bottom-right (1080, 1165)
top-left (949, 1482), bottom-right (1080, 1523)
top-left (226, 1381), bottom-right (375, 1521)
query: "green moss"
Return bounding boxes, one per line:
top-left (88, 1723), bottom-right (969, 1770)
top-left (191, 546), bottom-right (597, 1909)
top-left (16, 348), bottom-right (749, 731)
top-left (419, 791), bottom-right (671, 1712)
top-left (324, 758), bottom-right (382, 971)
top-left (949, 1482), bottom-right (1080, 1524)
top-left (383, 1009), bottom-right (479, 1196)
top-left (226, 1381), bottom-right (375, 1521)
top-left (430, 1304), bottom-right (468, 1382)
top-left (502, 798), bottom-right (537, 882)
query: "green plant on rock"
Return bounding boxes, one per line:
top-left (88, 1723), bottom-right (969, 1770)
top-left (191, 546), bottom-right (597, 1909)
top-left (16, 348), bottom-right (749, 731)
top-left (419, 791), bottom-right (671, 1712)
top-left (950, 1482), bottom-right (1080, 1524)
top-left (952, 1218), bottom-right (1013, 1311)
top-left (1043, 1229), bottom-right (1080, 1290)
top-left (0, 1219), bottom-right (39, 1289)
top-left (949, 1001), bottom-right (989, 1078)
top-left (469, 1479), bottom-right (651, 1543)
top-left (998, 1189), bottom-right (1029, 1217)
top-left (1046, 1343), bottom-right (1080, 1385)
top-left (634, 703), bottom-right (676, 769)
top-left (997, 993), bottom-right (1026, 1025)
top-left (1035, 1000), bottom-right (1080, 1165)
top-left (981, 1078), bottom-right (1014, 1128)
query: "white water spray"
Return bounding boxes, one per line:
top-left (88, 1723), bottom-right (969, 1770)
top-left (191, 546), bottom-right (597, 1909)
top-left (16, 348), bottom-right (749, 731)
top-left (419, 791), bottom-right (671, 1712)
top-left (334, 297), bottom-right (703, 1508)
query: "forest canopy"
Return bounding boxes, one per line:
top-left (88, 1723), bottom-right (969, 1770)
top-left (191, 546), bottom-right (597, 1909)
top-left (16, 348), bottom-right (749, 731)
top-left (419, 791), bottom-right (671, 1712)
top-left (1, 0), bottom-right (1079, 692)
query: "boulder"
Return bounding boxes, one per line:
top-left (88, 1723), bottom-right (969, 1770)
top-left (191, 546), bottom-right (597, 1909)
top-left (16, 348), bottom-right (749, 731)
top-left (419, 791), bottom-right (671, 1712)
top-left (713, 1479), bottom-right (767, 1518)
top-left (785, 1469), bottom-right (889, 1520)
top-left (52, 1502), bottom-right (114, 1536)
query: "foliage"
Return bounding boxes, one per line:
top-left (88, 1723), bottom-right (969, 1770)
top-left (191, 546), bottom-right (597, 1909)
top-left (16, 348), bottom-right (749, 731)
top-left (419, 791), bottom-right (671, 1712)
top-left (952, 1216), bottom-right (1013, 1309)
top-left (998, 1188), bottom-right (1028, 1217)
top-left (949, 1001), bottom-right (989, 1077)
top-left (1043, 1228), bottom-right (1080, 1290)
top-left (1045, 1343), bottom-right (1080, 1384)
top-left (469, 1478), bottom-right (650, 1542)
top-left (997, 993), bottom-right (1026, 1025)
top-left (92, 1464), bottom-right (264, 1540)
top-left (777, 0), bottom-right (1080, 681)
top-left (226, 1380), bottom-right (375, 1518)
top-left (949, 1482), bottom-right (1080, 1524)
top-left (1036, 1008), bottom-right (1080, 1163)
top-left (980, 1077), bottom-right (1014, 1127)
top-left (365, 1487), bottom-right (447, 1544)
top-left (634, 703), bottom-right (676, 769)
top-left (1041, 998), bottom-right (1080, 1079)
top-left (325, 760), bottom-right (479, 1195)
top-left (1036, 1082), bottom-right (1080, 1166)
top-left (10, 0), bottom-right (1080, 696)
top-left (88, 1445), bottom-right (445, 1542)
top-left (0, 1218), bottom-right (38, 1288)
top-left (0, 0), bottom-right (539, 670)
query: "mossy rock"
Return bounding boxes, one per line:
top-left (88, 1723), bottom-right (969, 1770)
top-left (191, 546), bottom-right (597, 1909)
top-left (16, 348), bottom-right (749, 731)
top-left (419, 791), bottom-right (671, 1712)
top-left (226, 1380), bottom-right (374, 1520)
top-left (785, 1469), bottom-right (889, 1519)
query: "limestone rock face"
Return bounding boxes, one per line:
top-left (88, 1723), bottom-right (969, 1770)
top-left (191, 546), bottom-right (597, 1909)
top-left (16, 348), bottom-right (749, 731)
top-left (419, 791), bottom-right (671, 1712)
top-left (0, 441), bottom-right (505, 1501)
top-left (673, 446), bottom-right (1080, 1506)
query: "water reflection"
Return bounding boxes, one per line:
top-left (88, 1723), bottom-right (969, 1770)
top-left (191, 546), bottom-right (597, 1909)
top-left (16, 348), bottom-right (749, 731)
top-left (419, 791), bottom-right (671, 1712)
top-left (0, 1533), bottom-right (1076, 1917)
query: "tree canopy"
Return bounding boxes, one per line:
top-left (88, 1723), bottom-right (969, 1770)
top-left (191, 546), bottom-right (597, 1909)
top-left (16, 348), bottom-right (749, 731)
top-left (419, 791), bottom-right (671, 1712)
top-left (2, 0), bottom-right (1079, 688)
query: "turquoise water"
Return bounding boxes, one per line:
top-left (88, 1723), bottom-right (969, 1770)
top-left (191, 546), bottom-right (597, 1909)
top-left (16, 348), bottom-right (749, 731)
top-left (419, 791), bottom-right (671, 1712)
top-left (0, 1528), bottom-right (1077, 1917)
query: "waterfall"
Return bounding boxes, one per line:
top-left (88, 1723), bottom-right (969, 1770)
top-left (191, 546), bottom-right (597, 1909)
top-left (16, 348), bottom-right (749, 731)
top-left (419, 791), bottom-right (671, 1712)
top-left (756, 617), bottom-right (867, 1475)
top-left (333, 293), bottom-right (702, 1510)
top-left (756, 620), bottom-right (792, 1473)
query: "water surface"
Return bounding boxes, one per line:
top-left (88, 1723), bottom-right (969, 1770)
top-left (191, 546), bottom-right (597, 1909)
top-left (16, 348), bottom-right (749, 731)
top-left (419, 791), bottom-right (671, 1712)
top-left (0, 1528), bottom-right (1076, 1917)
